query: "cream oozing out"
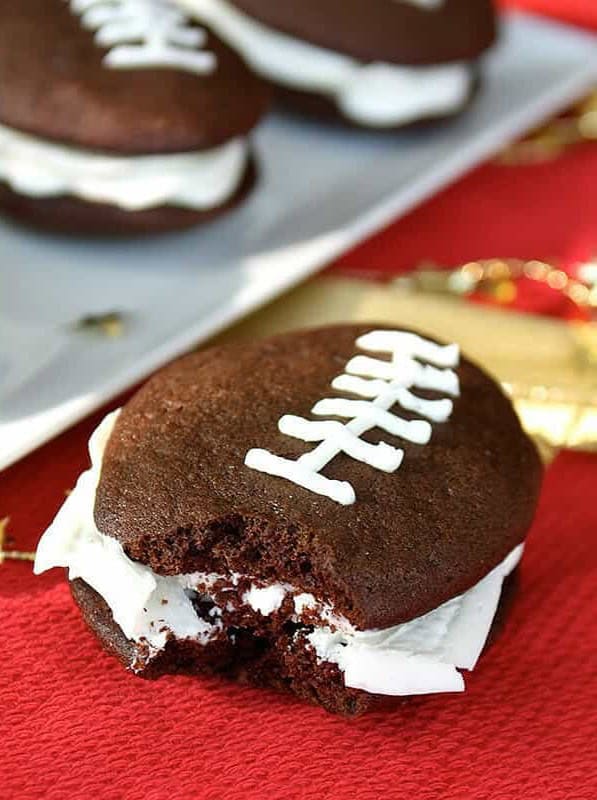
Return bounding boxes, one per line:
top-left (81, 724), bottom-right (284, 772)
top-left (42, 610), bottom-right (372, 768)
top-left (179, 0), bottom-right (471, 127)
top-left (306, 545), bottom-right (522, 696)
top-left (33, 412), bottom-right (218, 665)
top-left (245, 331), bottom-right (460, 505)
top-left (35, 409), bottom-right (523, 696)
top-left (0, 125), bottom-right (249, 211)
top-left (69, 0), bottom-right (216, 74)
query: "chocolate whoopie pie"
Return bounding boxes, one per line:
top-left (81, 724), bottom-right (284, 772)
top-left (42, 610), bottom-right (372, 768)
top-left (180, 0), bottom-right (496, 129)
top-left (0, 0), bottom-right (269, 234)
top-left (35, 324), bottom-right (543, 715)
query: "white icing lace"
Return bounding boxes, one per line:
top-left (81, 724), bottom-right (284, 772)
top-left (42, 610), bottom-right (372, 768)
top-left (69, 0), bottom-right (216, 74)
top-left (245, 331), bottom-right (460, 505)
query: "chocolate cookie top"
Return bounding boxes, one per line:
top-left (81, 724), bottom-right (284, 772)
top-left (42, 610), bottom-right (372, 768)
top-left (0, 0), bottom-right (269, 154)
top-left (227, 0), bottom-right (496, 65)
top-left (95, 325), bottom-right (542, 630)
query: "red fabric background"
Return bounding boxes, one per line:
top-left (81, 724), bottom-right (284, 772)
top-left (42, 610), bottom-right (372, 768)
top-left (2, 2), bottom-right (596, 798)
top-left (331, 144), bottom-right (597, 278)
top-left (3, 420), bottom-right (597, 799)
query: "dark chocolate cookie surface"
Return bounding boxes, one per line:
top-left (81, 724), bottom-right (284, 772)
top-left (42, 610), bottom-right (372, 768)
top-left (0, 0), bottom-right (269, 153)
top-left (227, 0), bottom-right (496, 65)
top-left (95, 325), bottom-right (542, 630)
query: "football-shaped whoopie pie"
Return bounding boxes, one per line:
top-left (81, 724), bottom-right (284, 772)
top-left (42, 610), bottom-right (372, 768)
top-left (36, 325), bottom-right (542, 715)
top-left (0, 0), bottom-right (269, 234)
top-left (180, 0), bottom-right (496, 128)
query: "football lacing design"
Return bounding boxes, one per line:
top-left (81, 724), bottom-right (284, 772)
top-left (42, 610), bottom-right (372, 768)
top-left (69, 0), bottom-right (216, 74)
top-left (245, 331), bottom-right (461, 505)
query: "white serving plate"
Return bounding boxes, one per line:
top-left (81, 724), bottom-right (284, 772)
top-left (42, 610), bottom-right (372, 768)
top-left (1, 12), bottom-right (595, 471)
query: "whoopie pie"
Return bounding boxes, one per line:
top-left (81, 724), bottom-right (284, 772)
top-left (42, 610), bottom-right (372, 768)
top-left (0, 0), bottom-right (269, 234)
top-left (180, 0), bottom-right (496, 128)
top-left (36, 324), bottom-right (542, 715)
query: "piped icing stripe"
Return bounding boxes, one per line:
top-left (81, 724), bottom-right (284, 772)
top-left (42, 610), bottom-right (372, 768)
top-left (69, 0), bottom-right (216, 74)
top-left (245, 331), bottom-right (460, 505)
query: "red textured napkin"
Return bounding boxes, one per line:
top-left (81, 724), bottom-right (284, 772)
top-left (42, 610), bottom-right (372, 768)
top-left (3, 429), bottom-right (597, 799)
top-left (3, 2), bottom-right (597, 798)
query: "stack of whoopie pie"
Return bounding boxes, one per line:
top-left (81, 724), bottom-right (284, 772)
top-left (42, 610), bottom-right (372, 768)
top-left (181, 0), bottom-right (496, 128)
top-left (0, 0), bottom-right (269, 234)
top-left (36, 325), bottom-right (542, 715)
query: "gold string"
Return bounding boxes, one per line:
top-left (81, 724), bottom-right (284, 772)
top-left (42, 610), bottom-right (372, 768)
top-left (400, 258), bottom-right (597, 318)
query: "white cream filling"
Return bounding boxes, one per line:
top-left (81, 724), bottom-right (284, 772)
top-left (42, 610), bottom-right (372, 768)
top-left (243, 583), bottom-right (290, 616)
top-left (0, 124), bottom-right (248, 211)
top-left (35, 411), bottom-right (522, 695)
top-left (304, 546), bottom-right (522, 696)
top-left (179, 0), bottom-right (472, 127)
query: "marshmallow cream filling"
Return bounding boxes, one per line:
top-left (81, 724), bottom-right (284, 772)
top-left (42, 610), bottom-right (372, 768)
top-left (179, 0), bottom-right (472, 127)
top-left (35, 411), bottom-right (523, 697)
top-left (0, 124), bottom-right (248, 211)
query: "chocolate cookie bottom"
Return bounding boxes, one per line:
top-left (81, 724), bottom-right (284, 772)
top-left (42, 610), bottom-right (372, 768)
top-left (70, 570), bottom-right (518, 716)
top-left (0, 157), bottom-right (256, 236)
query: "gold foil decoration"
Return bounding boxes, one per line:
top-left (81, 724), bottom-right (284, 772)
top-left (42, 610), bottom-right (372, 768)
top-left (398, 259), bottom-right (597, 319)
top-left (497, 89), bottom-right (597, 165)
top-left (214, 276), bottom-right (597, 459)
